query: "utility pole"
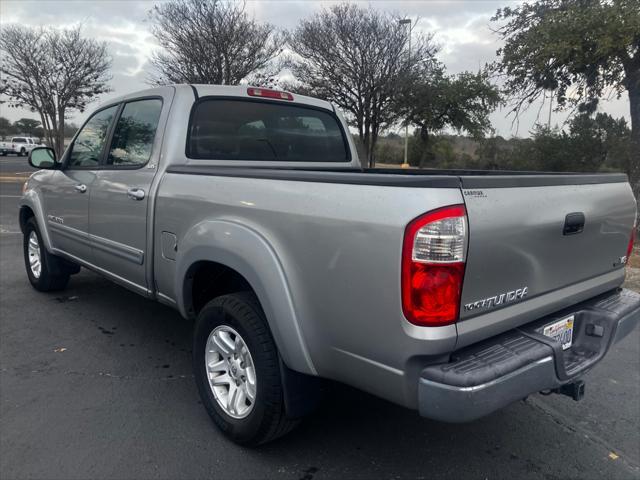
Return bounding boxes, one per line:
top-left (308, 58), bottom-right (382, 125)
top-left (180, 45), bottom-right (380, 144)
top-left (400, 18), bottom-right (411, 169)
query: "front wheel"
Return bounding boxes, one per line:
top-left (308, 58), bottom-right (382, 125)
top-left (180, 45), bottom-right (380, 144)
top-left (19, 148), bottom-right (26, 156)
top-left (23, 218), bottom-right (71, 291)
top-left (193, 292), bottom-right (299, 445)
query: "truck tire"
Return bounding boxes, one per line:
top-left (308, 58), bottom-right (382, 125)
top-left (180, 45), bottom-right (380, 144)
top-left (193, 292), bottom-right (299, 445)
top-left (23, 217), bottom-right (71, 291)
top-left (20, 148), bottom-right (26, 156)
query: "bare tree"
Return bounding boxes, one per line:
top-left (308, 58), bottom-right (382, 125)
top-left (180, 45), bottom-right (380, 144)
top-left (148, 0), bottom-right (284, 85)
top-left (0, 25), bottom-right (111, 155)
top-left (287, 4), bottom-right (438, 167)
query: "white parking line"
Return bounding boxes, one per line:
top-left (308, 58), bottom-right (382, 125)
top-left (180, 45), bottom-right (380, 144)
top-left (0, 195), bottom-right (22, 198)
top-left (0, 178), bottom-right (28, 184)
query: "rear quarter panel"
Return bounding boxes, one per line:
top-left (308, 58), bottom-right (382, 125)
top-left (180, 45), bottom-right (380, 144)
top-left (154, 174), bottom-right (463, 407)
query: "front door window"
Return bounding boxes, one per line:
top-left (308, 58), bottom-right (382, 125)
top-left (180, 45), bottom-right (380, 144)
top-left (68, 106), bottom-right (118, 168)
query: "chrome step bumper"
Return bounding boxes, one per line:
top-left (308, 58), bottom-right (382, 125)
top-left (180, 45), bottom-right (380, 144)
top-left (418, 288), bottom-right (640, 422)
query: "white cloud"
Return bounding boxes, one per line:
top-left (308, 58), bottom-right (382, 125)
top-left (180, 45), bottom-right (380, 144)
top-left (97, 23), bottom-right (158, 77)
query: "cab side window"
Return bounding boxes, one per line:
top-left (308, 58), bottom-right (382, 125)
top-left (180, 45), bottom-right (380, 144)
top-left (107, 99), bottom-right (163, 167)
top-left (68, 106), bottom-right (118, 168)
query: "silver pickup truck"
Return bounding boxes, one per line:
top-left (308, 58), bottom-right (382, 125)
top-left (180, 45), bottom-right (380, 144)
top-left (20, 85), bottom-right (639, 445)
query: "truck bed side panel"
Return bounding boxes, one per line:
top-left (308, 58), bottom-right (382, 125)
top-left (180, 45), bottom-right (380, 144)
top-left (154, 173), bottom-right (463, 407)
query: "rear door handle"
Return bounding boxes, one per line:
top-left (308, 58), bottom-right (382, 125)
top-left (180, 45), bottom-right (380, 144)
top-left (74, 184), bottom-right (87, 193)
top-left (127, 188), bottom-right (145, 201)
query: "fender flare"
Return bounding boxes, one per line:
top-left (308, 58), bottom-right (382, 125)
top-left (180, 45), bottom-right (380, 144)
top-left (19, 191), bottom-right (53, 251)
top-left (175, 219), bottom-right (317, 375)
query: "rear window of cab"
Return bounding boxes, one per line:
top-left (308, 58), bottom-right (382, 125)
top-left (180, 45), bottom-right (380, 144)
top-left (187, 99), bottom-right (350, 162)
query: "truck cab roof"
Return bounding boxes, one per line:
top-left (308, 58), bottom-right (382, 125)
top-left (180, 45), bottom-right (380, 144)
top-left (103, 84), bottom-right (335, 112)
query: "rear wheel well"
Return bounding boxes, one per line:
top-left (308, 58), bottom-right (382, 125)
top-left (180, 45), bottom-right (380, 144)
top-left (19, 206), bottom-right (35, 234)
top-left (185, 262), bottom-right (323, 421)
top-left (185, 261), bottom-right (253, 317)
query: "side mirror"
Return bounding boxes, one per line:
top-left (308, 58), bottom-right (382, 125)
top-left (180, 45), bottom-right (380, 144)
top-left (28, 147), bottom-right (58, 169)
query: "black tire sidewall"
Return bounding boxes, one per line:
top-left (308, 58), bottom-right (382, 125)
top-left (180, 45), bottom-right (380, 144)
top-left (23, 218), bottom-right (69, 291)
top-left (24, 218), bottom-right (46, 288)
top-left (193, 294), bottom-right (282, 445)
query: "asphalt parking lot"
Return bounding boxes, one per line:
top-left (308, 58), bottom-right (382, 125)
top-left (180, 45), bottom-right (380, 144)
top-left (1, 156), bottom-right (639, 480)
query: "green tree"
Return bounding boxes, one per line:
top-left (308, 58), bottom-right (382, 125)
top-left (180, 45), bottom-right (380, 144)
top-left (33, 126), bottom-right (45, 141)
top-left (396, 68), bottom-right (501, 167)
top-left (527, 125), bottom-right (575, 172)
top-left (13, 118), bottom-right (41, 136)
top-left (64, 122), bottom-right (79, 138)
top-left (375, 138), bottom-right (404, 165)
top-left (492, 0), bottom-right (640, 193)
top-left (0, 117), bottom-right (14, 139)
top-left (475, 113), bottom-right (631, 173)
top-left (476, 136), bottom-right (536, 171)
top-left (567, 113), bottom-right (631, 172)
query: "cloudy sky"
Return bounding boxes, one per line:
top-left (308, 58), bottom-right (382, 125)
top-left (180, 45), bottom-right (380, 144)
top-left (0, 0), bottom-right (631, 137)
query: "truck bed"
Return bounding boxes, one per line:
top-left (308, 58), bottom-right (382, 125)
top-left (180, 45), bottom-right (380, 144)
top-left (157, 163), bottom-right (635, 410)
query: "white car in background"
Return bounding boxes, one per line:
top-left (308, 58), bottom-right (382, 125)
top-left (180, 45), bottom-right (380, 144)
top-left (0, 137), bottom-right (45, 156)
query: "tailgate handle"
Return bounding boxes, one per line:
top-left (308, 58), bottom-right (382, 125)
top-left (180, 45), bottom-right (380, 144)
top-left (563, 212), bottom-right (585, 235)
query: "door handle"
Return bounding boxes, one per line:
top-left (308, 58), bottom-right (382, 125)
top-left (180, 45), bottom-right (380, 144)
top-left (74, 184), bottom-right (87, 193)
top-left (127, 188), bottom-right (145, 201)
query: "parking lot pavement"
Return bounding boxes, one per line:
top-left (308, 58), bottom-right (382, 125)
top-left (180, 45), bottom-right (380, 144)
top-left (0, 156), bottom-right (31, 181)
top-left (1, 171), bottom-right (639, 479)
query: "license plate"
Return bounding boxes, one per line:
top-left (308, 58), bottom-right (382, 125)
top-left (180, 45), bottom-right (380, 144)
top-left (543, 315), bottom-right (574, 350)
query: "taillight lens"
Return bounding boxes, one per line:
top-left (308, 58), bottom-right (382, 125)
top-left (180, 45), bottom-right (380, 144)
top-left (402, 205), bottom-right (467, 326)
top-left (627, 218), bottom-right (637, 263)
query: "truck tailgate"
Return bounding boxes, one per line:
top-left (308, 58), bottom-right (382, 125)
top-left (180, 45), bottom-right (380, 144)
top-left (459, 176), bottom-right (636, 328)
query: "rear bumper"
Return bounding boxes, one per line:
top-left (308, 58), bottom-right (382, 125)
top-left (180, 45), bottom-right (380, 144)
top-left (418, 288), bottom-right (640, 422)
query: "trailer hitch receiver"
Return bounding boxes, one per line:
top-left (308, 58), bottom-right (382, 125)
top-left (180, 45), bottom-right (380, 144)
top-left (554, 380), bottom-right (585, 401)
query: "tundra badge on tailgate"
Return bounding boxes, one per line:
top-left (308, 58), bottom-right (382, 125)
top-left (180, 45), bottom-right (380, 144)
top-left (464, 287), bottom-right (529, 312)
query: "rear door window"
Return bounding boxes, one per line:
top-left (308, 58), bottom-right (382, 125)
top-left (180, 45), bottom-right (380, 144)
top-left (188, 100), bottom-right (349, 162)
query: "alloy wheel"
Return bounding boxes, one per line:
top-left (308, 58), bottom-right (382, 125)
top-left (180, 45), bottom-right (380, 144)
top-left (28, 231), bottom-right (42, 278)
top-left (205, 325), bottom-right (257, 419)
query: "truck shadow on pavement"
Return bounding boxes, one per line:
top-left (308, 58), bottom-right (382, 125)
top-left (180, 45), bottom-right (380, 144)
top-left (1, 266), bottom-right (636, 480)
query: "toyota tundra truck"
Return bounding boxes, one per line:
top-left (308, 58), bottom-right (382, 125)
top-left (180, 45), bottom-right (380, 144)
top-left (19, 85), bottom-right (639, 445)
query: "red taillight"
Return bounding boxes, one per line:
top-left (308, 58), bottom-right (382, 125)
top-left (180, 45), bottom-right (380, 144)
top-left (627, 218), bottom-right (637, 263)
top-left (247, 87), bottom-right (293, 101)
top-left (402, 205), bottom-right (467, 326)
